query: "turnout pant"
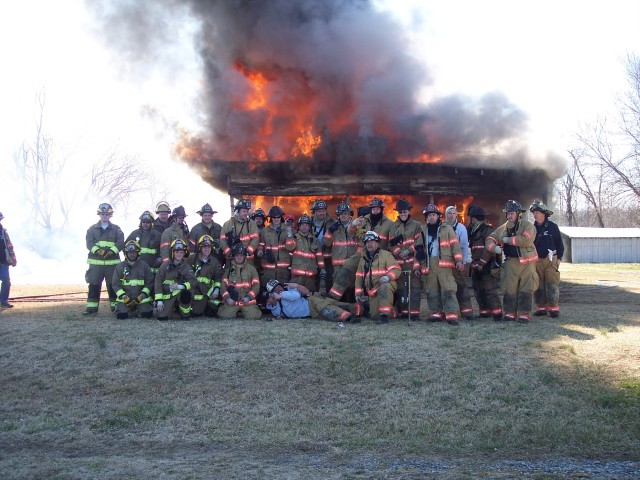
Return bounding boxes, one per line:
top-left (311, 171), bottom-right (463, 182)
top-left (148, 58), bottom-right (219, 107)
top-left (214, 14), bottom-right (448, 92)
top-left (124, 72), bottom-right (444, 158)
top-left (502, 258), bottom-right (538, 322)
top-left (451, 266), bottom-right (473, 319)
top-left (328, 253), bottom-right (360, 300)
top-left (85, 265), bottom-right (117, 313)
top-left (218, 303), bottom-right (262, 319)
top-left (534, 257), bottom-right (560, 316)
top-left (471, 267), bottom-right (503, 318)
top-left (367, 281), bottom-right (397, 318)
top-left (308, 293), bottom-right (360, 322)
top-left (424, 258), bottom-right (460, 322)
top-left (395, 268), bottom-right (423, 317)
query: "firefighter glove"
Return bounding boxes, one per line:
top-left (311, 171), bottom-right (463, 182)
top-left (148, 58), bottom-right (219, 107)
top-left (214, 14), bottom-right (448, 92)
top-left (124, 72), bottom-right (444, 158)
top-left (319, 269), bottom-right (327, 280)
top-left (156, 301), bottom-right (164, 313)
top-left (329, 221), bottom-right (341, 233)
top-left (135, 293), bottom-right (146, 304)
top-left (502, 237), bottom-right (511, 244)
top-left (120, 295), bottom-right (131, 305)
top-left (379, 275), bottom-right (390, 284)
top-left (241, 296), bottom-right (251, 305)
top-left (225, 297), bottom-right (236, 306)
top-left (494, 245), bottom-right (502, 255)
top-left (389, 234), bottom-right (404, 246)
top-left (97, 249), bottom-right (107, 257)
top-left (212, 287), bottom-right (220, 297)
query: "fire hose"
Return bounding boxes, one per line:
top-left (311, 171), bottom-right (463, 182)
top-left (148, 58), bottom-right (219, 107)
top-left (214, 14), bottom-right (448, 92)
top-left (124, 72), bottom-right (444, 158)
top-left (6, 291), bottom-right (105, 303)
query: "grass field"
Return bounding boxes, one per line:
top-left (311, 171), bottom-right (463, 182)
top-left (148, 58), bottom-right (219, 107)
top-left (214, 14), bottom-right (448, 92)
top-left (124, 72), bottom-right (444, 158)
top-left (1, 264), bottom-right (639, 479)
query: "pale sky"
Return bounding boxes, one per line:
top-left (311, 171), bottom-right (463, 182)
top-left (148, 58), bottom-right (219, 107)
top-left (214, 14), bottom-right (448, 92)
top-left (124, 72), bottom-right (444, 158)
top-left (1, 0), bottom-right (639, 281)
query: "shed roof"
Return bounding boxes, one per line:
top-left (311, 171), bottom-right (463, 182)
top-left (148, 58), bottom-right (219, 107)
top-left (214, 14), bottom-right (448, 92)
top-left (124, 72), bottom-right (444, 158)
top-left (559, 227), bottom-right (640, 238)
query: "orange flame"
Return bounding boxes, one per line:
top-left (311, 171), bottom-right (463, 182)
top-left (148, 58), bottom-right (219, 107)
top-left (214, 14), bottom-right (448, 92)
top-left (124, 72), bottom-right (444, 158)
top-left (248, 195), bottom-right (475, 223)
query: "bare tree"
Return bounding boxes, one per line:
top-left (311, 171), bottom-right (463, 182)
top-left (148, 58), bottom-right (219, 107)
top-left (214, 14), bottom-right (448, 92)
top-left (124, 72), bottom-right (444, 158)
top-left (14, 89), bottom-right (71, 231)
top-left (558, 53), bottom-right (640, 227)
top-left (568, 149), bottom-right (606, 227)
top-left (87, 149), bottom-right (149, 215)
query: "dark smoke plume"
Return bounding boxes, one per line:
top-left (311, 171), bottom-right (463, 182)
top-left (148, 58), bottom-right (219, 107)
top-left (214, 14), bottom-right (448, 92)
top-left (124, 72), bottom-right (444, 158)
top-left (86, 0), bottom-right (566, 183)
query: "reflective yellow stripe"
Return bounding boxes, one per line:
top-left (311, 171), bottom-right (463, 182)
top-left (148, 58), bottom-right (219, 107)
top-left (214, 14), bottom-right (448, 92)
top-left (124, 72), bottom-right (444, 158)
top-left (87, 259), bottom-right (120, 266)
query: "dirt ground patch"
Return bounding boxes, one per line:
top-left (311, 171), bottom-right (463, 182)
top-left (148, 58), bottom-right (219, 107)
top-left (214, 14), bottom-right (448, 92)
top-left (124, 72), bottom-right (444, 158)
top-left (1, 264), bottom-right (640, 479)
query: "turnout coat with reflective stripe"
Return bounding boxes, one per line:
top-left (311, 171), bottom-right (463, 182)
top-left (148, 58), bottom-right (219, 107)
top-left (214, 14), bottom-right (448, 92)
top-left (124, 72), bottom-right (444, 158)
top-left (286, 232), bottom-right (324, 277)
top-left (126, 228), bottom-right (161, 269)
top-left (420, 224), bottom-right (463, 274)
top-left (220, 215), bottom-right (260, 258)
top-left (467, 221), bottom-right (495, 267)
top-left (348, 214), bottom-right (394, 251)
top-left (160, 224), bottom-right (187, 263)
top-left (486, 219), bottom-right (537, 264)
top-left (86, 222), bottom-right (125, 266)
top-left (188, 221), bottom-right (222, 251)
top-left (187, 254), bottom-right (223, 299)
top-left (355, 249), bottom-right (401, 297)
top-left (112, 259), bottom-right (154, 302)
top-left (220, 260), bottom-right (260, 305)
top-left (154, 260), bottom-right (198, 301)
top-left (323, 223), bottom-right (358, 266)
top-left (389, 217), bottom-right (424, 271)
top-left (259, 225), bottom-right (291, 270)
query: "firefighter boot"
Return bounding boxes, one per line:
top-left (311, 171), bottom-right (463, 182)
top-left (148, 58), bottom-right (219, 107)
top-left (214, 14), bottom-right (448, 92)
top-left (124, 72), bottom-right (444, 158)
top-left (547, 284), bottom-right (560, 317)
top-left (503, 292), bottom-right (517, 321)
top-left (516, 291), bottom-right (533, 323)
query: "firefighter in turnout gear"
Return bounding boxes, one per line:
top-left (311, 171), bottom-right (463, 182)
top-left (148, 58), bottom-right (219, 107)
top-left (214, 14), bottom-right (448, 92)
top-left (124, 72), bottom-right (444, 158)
top-left (323, 203), bottom-right (358, 301)
top-left (530, 200), bottom-right (564, 318)
top-left (153, 201), bottom-right (172, 234)
top-left (187, 235), bottom-right (223, 317)
top-left (286, 214), bottom-right (325, 292)
top-left (251, 208), bottom-right (267, 233)
top-left (220, 199), bottom-right (260, 264)
top-left (188, 203), bottom-right (222, 253)
top-left (154, 239), bottom-right (197, 320)
top-left (389, 199), bottom-right (424, 321)
top-left (84, 203), bottom-right (125, 315)
top-left (444, 205), bottom-right (473, 319)
top-left (356, 231), bottom-right (401, 323)
top-left (265, 279), bottom-right (362, 322)
top-left (257, 206), bottom-right (291, 286)
top-left (421, 204), bottom-right (464, 325)
top-left (310, 199), bottom-right (334, 293)
top-left (160, 205), bottom-right (189, 263)
top-left (467, 205), bottom-right (503, 319)
top-left (486, 200), bottom-right (538, 323)
top-left (111, 240), bottom-right (154, 319)
top-left (126, 211), bottom-right (162, 273)
top-left (329, 197), bottom-right (393, 301)
top-left (218, 243), bottom-right (262, 319)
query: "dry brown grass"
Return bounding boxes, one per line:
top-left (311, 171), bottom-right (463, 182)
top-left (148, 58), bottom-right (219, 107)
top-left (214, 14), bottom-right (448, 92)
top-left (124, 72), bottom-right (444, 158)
top-left (1, 265), bottom-right (640, 479)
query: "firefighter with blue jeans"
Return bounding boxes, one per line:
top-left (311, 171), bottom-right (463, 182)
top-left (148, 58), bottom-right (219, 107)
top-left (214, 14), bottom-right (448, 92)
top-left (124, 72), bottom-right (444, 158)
top-left (0, 212), bottom-right (17, 308)
top-left (84, 203), bottom-right (125, 315)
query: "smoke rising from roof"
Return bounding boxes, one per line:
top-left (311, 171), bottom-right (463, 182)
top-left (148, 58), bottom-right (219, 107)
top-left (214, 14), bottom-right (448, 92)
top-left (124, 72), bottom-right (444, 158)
top-left (86, 0), bottom-right (566, 181)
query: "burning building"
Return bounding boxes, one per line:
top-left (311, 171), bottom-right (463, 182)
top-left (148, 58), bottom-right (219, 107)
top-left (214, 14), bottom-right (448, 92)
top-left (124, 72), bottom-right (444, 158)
top-left (92, 0), bottom-right (565, 219)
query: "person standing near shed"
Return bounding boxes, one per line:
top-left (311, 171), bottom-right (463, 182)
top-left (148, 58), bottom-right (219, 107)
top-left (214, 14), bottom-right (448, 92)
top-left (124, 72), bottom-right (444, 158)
top-left (0, 212), bottom-right (17, 308)
top-left (530, 200), bottom-right (564, 318)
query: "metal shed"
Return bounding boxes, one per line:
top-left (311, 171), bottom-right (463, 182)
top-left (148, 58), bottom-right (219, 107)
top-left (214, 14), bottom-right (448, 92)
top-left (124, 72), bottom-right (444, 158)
top-left (559, 227), bottom-right (640, 263)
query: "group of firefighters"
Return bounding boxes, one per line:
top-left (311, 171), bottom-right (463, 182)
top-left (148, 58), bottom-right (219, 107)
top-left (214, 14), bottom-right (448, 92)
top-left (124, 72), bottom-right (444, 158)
top-left (84, 196), bottom-right (564, 324)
